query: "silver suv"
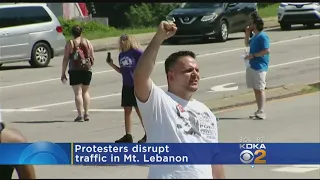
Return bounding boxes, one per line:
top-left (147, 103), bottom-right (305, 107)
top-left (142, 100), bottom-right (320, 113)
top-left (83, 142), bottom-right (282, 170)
top-left (277, 2), bottom-right (320, 30)
top-left (0, 3), bottom-right (66, 68)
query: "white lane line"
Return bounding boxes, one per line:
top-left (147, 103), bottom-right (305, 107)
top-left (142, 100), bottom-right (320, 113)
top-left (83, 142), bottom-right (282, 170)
top-left (72, 109), bottom-right (125, 112)
top-left (271, 165), bottom-right (320, 173)
top-left (197, 34), bottom-right (320, 58)
top-left (24, 56), bottom-right (319, 109)
top-left (0, 34), bottom-right (318, 90)
top-left (0, 69), bottom-right (113, 89)
top-left (201, 56), bottom-right (320, 81)
top-left (0, 109), bottom-right (47, 112)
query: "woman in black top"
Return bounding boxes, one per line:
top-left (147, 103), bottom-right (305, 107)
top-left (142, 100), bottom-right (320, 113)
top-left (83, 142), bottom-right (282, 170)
top-left (0, 122), bottom-right (36, 179)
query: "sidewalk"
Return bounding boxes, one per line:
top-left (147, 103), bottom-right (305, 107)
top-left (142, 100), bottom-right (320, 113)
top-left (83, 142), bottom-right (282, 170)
top-left (91, 32), bottom-right (156, 52)
top-left (90, 17), bottom-right (279, 52)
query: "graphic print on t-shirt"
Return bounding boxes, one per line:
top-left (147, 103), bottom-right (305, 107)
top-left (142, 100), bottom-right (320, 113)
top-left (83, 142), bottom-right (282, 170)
top-left (119, 56), bottom-right (133, 67)
top-left (175, 104), bottom-right (216, 140)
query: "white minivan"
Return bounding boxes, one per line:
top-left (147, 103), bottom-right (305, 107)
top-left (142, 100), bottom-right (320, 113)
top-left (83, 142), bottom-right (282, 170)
top-left (0, 3), bottom-right (66, 68)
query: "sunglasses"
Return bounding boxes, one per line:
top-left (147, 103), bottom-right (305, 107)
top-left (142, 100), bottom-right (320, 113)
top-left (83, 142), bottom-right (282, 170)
top-left (120, 34), bottom-right (128, 41)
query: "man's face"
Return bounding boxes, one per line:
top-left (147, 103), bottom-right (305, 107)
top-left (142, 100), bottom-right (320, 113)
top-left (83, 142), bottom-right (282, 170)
top-left (167, 56), bottom-right (200, 93)
top-left (249, 21), bottom-right (255, 31)
top-left (249, 19), bottom-right (258, 32)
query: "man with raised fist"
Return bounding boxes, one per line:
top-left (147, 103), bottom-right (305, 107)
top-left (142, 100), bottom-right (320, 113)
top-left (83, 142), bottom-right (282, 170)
top-left (133, 21), bottom-right (225, 179)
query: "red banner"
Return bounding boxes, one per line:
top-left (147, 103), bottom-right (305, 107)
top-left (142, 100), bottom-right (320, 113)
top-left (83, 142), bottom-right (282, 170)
top-left (78, 3), bottom-right (88, 16)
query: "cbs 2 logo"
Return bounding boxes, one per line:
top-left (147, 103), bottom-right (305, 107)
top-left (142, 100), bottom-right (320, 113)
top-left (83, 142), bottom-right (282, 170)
top-left (240, 149), bottom-right (266, 164)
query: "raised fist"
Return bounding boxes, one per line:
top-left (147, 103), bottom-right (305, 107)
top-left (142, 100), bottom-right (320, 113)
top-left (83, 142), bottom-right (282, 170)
top-left (156, 21), bottom-right (177, 40)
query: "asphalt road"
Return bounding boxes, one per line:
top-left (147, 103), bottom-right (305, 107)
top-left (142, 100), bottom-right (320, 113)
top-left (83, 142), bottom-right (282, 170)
top-left (0, 25), bottom-right (319, 178)
top-left (0, 26), bottom-right (319, 113)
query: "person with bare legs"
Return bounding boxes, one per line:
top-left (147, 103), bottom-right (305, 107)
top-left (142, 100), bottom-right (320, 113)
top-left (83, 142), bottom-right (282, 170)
top-left (61, 25), bottom-right (95, 122)
top-left (0, 114), bottom-right (36, 179)
top-left (244, 16), bottom-right (270, 119)
top-left (107, 34), bottom-right (146, 143)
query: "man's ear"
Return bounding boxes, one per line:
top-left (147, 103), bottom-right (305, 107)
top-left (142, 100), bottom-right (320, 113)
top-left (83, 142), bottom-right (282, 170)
top-left (167, 71), bottom-right (174, 81)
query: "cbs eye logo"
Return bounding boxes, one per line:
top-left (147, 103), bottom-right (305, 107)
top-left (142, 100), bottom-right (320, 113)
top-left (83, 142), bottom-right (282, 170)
top-left (19, 141), bottom-right (69, 164)
top-left (239, 144), bottom-right (267, 164)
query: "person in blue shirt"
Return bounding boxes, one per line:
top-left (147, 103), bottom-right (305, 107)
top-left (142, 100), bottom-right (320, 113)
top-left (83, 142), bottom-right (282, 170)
top-left (244, 17), bottom-right (270, 119)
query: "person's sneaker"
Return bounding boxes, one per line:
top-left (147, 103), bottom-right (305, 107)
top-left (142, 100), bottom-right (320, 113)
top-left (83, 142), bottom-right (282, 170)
top-left (249, 110), bottom-right (259, 118)
top-left (74, 116), bottom-right (83, 122)
top-left (115, 134), bottom-right (133, 143)
top-left (255, 110), bottom-right (266, 120)
top-left (138, 134), bottom-right (147, 143)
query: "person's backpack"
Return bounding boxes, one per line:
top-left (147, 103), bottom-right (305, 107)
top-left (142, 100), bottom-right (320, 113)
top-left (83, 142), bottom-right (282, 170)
top-left (70, 38), bottom-right (94, 70)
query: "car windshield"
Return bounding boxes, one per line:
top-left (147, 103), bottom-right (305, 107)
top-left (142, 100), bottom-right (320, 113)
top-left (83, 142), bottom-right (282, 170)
top-left (180, 3), bottom-right (224, 9)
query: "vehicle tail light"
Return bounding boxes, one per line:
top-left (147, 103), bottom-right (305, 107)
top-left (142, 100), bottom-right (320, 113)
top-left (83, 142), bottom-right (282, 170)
top-left (56, 26), bottom-right (63, 33)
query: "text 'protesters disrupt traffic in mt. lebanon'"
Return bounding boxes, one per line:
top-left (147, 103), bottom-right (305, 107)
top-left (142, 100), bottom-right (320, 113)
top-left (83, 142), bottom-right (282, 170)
top-left (73, 144), bottom-right (189, 164)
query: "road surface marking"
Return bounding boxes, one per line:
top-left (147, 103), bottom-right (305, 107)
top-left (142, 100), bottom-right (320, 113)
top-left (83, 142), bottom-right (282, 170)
top-left (0, 34), bottom-right (318, 90)
top-left (271, 165), bottom-right (320, 173)
top-left (200, 56), bottom-right (319, 81)
top-left (25, 84), bottom-right (167, 109)
top-left (0, 69), bottom-right (113, 89)
top-left (215, 91), bottom-right (320, 113)
top-left (198, 34), bottom-right (320, 58)
top-left (4, 89), bottom-right (318, 114)
top-left (23, 56), bottom-right (319, 109)
top-left (207, 83), bottom-right (239, 92)
top-left (72, 109), bottom-right (125, 112)
top-left (0, 109), bottom-right (47, 112)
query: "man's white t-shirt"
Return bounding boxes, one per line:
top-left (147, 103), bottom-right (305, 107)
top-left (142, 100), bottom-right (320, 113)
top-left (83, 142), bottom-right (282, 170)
top-left (136, 82), bottom-right (219, 179)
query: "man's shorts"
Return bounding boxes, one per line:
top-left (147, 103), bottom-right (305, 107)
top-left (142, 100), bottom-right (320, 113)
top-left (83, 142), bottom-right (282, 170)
top-left (246, 67), bottom-right (267, 90)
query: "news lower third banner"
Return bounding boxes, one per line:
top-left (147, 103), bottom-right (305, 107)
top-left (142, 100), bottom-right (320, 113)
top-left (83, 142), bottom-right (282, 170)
top-left (0, 142), bottom-right (319, 165)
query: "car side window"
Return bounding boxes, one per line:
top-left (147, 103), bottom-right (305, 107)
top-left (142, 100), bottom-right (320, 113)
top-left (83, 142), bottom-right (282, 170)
top-left (0, 8), bottom-right (21, 28)
top-left (19, 6), bottom-right (52, 25)
top-left (0, 6), bottom-right (52, 29)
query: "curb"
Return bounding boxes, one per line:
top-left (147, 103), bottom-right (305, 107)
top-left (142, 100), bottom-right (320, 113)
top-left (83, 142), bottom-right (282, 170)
top-left (205, 82), bottom-right (319, 113)
top-left (92, 22), bottom-right (280, 53)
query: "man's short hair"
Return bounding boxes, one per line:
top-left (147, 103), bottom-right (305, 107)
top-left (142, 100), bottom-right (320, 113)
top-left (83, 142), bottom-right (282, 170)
top-left (71, 25), bottom-right (82, 38)
top-left (253, 18), bottom-right (264, 31)
top-left (250, 13), bottom-right (259, 21)
top-left (164, 51), bottom-right (196, 74)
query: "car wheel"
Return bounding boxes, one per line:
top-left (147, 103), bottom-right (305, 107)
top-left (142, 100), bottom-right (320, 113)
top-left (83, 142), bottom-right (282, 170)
top-left (216, 20), bottom-right (228, 42)
top-left (29, 42), bottom-right (52, 68)
top-left (0, 64), bottom-right (2, 67)
top-left (280, 23), bottom-right (291, 30)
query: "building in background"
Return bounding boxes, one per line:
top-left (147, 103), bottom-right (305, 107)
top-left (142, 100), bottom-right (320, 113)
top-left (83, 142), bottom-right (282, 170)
top-left (47, 3), bottom-right (89, 19)
top-left (47, 3), bottom-right (89, 20)
top-left (47, 2), bottom-right (108, 26)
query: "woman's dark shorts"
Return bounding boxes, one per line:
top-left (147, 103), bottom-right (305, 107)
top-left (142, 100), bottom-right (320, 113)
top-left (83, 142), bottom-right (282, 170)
top-left (121, 85), bottom-right (137, 107)
top-left (68, 70), bottom-right (92, 86)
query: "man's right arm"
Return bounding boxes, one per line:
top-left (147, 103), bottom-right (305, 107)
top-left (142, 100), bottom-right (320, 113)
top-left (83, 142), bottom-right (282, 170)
top-left (133, 34), bottom-right (164, 103)
top-left (244, 26), bottom-right (252, 47)
top-left (134, 21), bottom-right (177, 103)
top-left (244, 32), bottom-right (251, 47)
